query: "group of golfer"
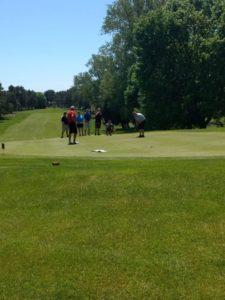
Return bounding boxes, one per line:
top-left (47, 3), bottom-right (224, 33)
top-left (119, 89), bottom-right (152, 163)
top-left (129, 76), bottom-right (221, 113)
top-left (61, 106), bottom-right (146, 144)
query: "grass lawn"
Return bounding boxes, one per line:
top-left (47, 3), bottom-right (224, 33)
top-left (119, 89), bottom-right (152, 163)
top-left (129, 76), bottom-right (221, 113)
top-left (1, 108), bottom-right (225, 158)
top-left (0, 109), bottom-right (225, 299)
top-left (0, 157), bottom-right (225, 299)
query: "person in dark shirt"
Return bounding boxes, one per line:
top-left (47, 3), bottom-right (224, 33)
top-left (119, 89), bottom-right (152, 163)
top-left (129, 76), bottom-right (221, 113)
top-left (95, 108), bottom-right (102, 135)
top-left (61, 112), bottom-right (69, 138)
top-left (105, 120), bottom-right (114, 136)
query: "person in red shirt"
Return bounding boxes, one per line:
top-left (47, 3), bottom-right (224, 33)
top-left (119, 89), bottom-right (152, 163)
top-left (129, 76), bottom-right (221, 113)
top-left (67, 106), bottom-right (77, 144)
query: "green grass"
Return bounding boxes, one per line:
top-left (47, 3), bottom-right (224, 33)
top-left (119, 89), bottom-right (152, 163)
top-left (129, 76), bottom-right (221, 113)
top-left (0, 111), bottom-right (32, 136)
top-left (1, 109), bottom-right (225, 299)
top-left (0, 108), bottom-right (64, 141)
top-left (0, 157), bottom-right (225, 299)
top-left (1, 109), bottom-right (225, 158)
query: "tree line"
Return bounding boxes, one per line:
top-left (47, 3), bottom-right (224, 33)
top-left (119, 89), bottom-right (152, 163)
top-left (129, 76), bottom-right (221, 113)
top-left (0, 85), bottom-right (76, 117)
top-left (71, 0), bottom-right (225, 129)
top-left (0, 84), bottom-right (47, 116)
top-left (1, 0), bottom-right (225, 129)
top-left (0, 82), bottom-right (94, 117)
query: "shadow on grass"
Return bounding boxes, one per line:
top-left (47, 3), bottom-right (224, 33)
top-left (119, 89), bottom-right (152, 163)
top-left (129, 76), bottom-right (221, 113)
top-left (0, 113), bottom-right (16, 122)
top-left (0, 116), bottom-right (11, 123)
top-left (115, 127), bottom-right (137, 134)
top-left (115, 124), bottom-right (153, 134)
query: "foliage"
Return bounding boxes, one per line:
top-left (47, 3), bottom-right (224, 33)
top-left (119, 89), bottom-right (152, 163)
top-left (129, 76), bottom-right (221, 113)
top-left (35, 92), bottom-right (47, 109)
top-left (134, 0), bottom-right (225, 129)
top-left (70, 0), bottom-right (225, 129)
top-left (0, 84), bottom-right (48, 115)
top-left (44, 90), bottom-right (55, 106)
top-left (0, 83), bottom-right (7, 116)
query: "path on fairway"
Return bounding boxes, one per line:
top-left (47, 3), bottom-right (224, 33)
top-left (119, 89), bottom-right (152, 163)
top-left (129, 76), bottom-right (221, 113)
top-left (1, 109), bottom-right (225, 158)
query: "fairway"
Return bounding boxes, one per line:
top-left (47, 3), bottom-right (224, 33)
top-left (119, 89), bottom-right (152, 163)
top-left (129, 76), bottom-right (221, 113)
top-left (1, 110), bottom-right (225, 299)
top-left (1, 109), bottom-right (225, 158)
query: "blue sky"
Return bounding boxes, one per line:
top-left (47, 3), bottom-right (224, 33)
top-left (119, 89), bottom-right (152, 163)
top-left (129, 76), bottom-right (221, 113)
top-left (0, 0), bottom-right (113, 92)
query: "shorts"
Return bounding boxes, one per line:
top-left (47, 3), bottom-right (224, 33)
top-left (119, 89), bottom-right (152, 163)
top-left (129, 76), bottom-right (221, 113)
top-left (106, 128), bottom-right (113, 134)
top-left (95, 121), bottom-right (101, 129)
top-left (106, 125), bottom-right (113, 132)
top-left (62, 123), bottom-right (68, 131)
top-left (69, 123), bottom-right (77, 134)
top-left (84, 121), bottom-right (90, 129)
top-left (77, 123), bottom-right (84, 128)
top-left (138, 120), bottom-right (145, 130)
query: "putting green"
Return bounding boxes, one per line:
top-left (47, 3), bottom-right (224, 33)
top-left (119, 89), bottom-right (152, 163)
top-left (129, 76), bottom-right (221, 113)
top-left (1, 131), bottom-right (225, 158)
top-left (1, 109), bottom-right (225, 158)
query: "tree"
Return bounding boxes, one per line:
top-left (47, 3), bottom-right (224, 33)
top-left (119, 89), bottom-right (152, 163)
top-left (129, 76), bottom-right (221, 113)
top-left (0, 83), bottom-right (7, 117)
top-left (102, 0), bottom-right (164, 123)
top-left (134, 0), bottom-right (225, 129)
top-left (26, 90), bottom-right (37, 109)
top-left (73, 72), bottom-right (97, 108)
top-left (36, 93), bottom-right (47, 109)
top-left (44, 90), bottom-right (55, 106)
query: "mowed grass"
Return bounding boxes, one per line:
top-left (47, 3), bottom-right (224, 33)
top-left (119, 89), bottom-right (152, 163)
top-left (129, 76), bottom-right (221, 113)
top-left (1, 108), bottom-right (225, 158)
top-left (1, 109), bottom-right (225, 298)
top-left (0, 108), bottom-right (63, 141)
top-left (0, 157), bottom-right (225, 299)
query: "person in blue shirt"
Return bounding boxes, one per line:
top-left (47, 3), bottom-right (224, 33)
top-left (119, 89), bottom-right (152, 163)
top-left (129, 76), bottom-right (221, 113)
top-left (77, 112), bottom-right (84, 136)
top-left (84, 109), bottom-right (91, 135)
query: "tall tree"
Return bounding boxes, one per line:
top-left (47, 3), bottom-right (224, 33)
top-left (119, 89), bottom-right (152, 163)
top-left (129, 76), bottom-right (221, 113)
top-left (101, 0), bottom-right (164, 124)
top-left (35, 93), bottom-right (47, 109)
top-left (73, 72), bottom-right (98, 108)
top-left (44, 90), bottom-right (55, 106)
top-left (134, 0), bottom-right (225, 128)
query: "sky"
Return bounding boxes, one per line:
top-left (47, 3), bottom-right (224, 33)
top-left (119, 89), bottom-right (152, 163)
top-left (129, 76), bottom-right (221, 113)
top-left (0, 0), bottom-right (113, 92)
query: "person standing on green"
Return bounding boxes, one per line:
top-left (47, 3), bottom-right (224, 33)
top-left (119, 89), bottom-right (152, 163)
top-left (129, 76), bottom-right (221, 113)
top-left (67, 106), bottom-right (77, 144)
top-left (132, 112), bottom-right (146, 138)
top-left (77, 112), bottom-right (84, 136)
top-left (84, 109), bottom-right (91, 135)
top-left (95, 108), bottom-right (102, 135)
top-left (61, 112), bottom-right (69, 138)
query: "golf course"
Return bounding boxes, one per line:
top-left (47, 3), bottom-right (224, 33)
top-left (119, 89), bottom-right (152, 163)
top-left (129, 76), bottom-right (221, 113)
top-left (0, 109), bottom-right (225, 299)
top-left (1, 108), bottom-right (225, 158)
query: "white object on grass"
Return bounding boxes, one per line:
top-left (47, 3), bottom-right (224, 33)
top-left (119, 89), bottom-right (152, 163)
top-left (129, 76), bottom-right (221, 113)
top-left (92, 149), bottom-right (107, 153)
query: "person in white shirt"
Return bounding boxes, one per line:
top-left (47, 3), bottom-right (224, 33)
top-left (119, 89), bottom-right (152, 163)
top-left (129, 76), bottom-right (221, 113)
top-left (132, 112), bottom-right (146, 138)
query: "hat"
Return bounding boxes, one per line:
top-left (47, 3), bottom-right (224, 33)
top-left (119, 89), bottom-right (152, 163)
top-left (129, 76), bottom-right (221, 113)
top-left (70, 106), bottom-right (75, 110)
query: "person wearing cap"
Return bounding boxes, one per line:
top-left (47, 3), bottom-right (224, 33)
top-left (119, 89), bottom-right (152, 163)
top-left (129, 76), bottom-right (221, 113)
top-left (95, 108), bottom-right (102, 135)
top-left (67, 106), bottom-right (77, 144)
top-left (132, 112), bottom-right (146, 138)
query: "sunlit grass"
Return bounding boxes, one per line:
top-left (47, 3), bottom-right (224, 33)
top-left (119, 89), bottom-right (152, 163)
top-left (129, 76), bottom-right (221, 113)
top-left (0, 110), bottom-right (225, 298)
top-left (1, 109), bottom-right (225, 158)
top-left (0, 157), bottom-right (225, 299)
